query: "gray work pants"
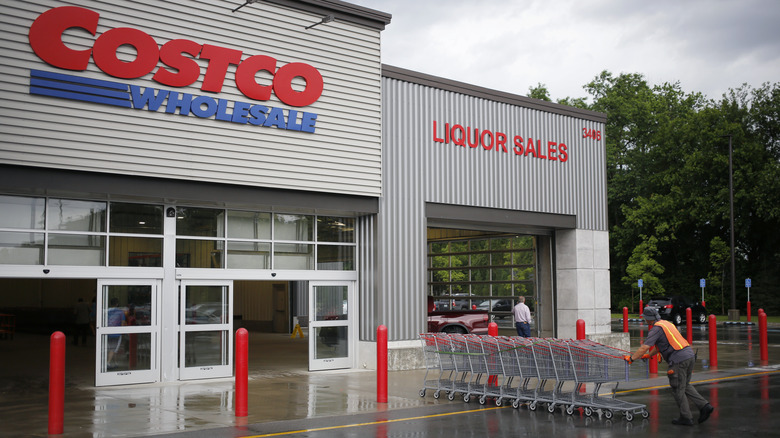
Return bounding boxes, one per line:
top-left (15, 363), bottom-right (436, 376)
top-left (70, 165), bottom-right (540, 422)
top-left (667, 357), bottom-right (708, 420)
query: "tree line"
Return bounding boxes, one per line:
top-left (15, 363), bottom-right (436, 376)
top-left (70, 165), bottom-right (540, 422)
top-left (530, 73), bottom-right (780, 315)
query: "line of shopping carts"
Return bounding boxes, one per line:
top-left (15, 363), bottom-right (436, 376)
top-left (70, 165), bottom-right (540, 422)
top-left (419, 333), bottom-right (650, 421)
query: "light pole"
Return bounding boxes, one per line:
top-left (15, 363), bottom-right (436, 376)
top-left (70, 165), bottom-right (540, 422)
top-left (724, 134), bottom-right (739, 321)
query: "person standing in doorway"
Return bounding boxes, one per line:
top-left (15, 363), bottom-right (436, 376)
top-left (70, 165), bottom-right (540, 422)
top-left (72, 297), bottom-right (91, 346)
top-left (512, 296), bottom-right (532, 337)
top-left (625, 307), bottom-right (714, 426)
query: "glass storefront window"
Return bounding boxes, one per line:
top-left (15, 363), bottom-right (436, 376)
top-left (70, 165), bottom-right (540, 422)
top-left (183, 331), bottom-right (228, 367)
top-left (176, 207), bottom-right (225, 237)
top-left (48, 234), bottom-right (105, 266)
top-left (109, 236), bottom-right (163, 267)
top-left (226, 241), bottom-right (270, 269)
top-left (274, 243), bottom-right (313, 269)
top-left (316, 245), bottom-right (354, 270)
top-left (110, 203), bottom-right (163, 234)
top-left (0, 232), bottom-right (44, 264)
top-left (427, 231), bottom-right (537, 301)
top-left (175, 239), bottom-right (223, 268)
top-left (317, 217), bottom-right (355, 242)
top-left (228, 211), bottom-right (271, 240)
top-left (274, 214), bottom-right (312, 241)
top-left (0, 195), bottom-right (45, 229)
top-left (49, 199), bottom-right (106, 232)
top-left (184, 285), bottom-right (227, 325)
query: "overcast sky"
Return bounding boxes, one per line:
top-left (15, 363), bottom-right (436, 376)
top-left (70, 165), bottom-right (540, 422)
top-left (349, 0), bottom-right (780, 102)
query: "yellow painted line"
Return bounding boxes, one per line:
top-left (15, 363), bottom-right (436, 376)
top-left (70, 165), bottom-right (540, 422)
top-left (611, 369), bottom-right (780, 395)
top-left (240, 406), bottom-right (508, 437)
top-left (241, 369), bottom-right (779, 437)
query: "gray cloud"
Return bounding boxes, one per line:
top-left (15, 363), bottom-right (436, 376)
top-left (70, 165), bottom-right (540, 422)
top-left (352, 0), bottom-right (780, 101)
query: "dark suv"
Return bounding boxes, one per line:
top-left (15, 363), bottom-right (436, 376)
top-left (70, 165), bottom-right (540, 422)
top-left (645, 296), bottom-right (708, 325)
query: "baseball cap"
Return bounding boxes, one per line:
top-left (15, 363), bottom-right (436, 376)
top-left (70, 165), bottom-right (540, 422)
top-left (643, 307), bottom-right (661, 321)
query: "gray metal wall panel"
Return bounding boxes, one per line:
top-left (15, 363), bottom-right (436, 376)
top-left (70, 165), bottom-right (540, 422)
top-left (378, 77), bottom-right (607, 340)
top-left (0, 0), bottom-right (384, 197)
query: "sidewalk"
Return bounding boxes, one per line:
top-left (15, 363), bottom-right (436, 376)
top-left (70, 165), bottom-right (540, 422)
top-left (0, 324), bottom-right (776, 437)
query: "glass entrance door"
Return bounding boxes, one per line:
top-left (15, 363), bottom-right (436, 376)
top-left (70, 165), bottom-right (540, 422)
top-left (95, 279), bottom-right (159, 386)
top-left (179, 280), bottom-right (233, 380)
top-left (309, 282), bottom-right (353, 371)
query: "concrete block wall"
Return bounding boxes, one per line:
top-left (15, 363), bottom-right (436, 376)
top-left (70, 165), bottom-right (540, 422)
top-left (556, 229), bottom-right (612, 339)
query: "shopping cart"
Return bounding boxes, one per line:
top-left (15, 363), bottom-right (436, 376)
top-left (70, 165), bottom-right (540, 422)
top-left (563, 339), bottom-right (650, 421)
top-left (419, 333), bottom-right (448, 399)
top-left (462, 334), bottom-right (505, 405)
top-left (496, 336), bottom-right (538, 409)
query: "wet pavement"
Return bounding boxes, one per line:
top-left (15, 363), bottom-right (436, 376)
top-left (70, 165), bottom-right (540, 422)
top-left (0, 321), bottom-right (778, 437)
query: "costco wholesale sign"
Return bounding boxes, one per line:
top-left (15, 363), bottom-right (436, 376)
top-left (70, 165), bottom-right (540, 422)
top-left (27, 6), bottom-right (323, 132)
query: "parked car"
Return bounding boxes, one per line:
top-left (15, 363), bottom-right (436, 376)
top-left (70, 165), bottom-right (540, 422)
top-left (431, 294), bottom-right (474, 311)
top-left (185, 302), bottom-right (224, 324)
top-left (427, 296), bottom-right (489, 334)
top-left (645, 296), bottom-right (708, 325)
top-left (476, 299), bottom-right (513, 318)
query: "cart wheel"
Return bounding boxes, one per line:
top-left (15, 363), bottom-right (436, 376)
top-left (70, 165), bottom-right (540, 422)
top-left (433, 391), bottom-right (440, 399)
top-left (566, 405), bottom-right (575, 415)
top-left (604, 409), bottom-right (613, 419)
top-left (495, 398), bottom-right (503, 407)
top-left (584, 407), bottom-right (593, 417)
top-left (464, 394), bottom-right (470, 403)
top-left (419, 389), bottom-right (426, 397)
top-left (641, 409), bottom-right (650, 419)
top-left (447, 392), bottom-right (455, 401)
top-left (479, 395), bottom-right (487, 405)
top-left (547, 403), bottom-right (556, 413)
top-left (529, 401), bottom-right (538, 411)
top-left (625, 411), bottom-right (634, 422)
top-left (512, 400), bottom-right (520, 409)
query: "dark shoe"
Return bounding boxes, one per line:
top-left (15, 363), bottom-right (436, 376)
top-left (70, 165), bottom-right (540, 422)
top-left (671, 417), bottom-right (694, 426)
top-left (699, 404), bottom-right (714, 423)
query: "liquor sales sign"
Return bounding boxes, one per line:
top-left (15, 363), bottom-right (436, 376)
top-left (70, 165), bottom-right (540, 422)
top-left (27, 6), bottom-right (322, 133)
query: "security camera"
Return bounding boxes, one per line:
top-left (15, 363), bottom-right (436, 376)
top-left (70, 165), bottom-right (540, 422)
top-left (43, 269), bottom-right (50, 274)
top-left (271, 272), bottom-right (277, 277)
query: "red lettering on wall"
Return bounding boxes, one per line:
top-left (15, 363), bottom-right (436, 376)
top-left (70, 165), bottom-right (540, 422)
top-left (28, 6), bottom-right (98, 71)
top-left (92, 28), bottom-right (160, 79)
top-left (496, 132), bottom-right (508, 153)
top-left (431, 121), bottom-right (573, 164)
top-left (153, 39), bottom-right (202, 87)
top-left (559, 143), bottom-right (569, 162)
top-left (547, 141), bottom-right (558, 161)
top-left (28, 6), bottom-right (324, 107)
top-left (513, 135), bottom-right (524, 155)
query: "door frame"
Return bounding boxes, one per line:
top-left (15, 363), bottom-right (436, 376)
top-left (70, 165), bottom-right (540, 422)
top-left (95, 279), bottom-right (160, 387)
top-left (308, 281), bottom-right (355, 371)
top-left (178, 279), bottom-right (234, 380)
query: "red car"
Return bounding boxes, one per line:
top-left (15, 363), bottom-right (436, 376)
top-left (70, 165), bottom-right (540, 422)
top-left (427, 297), bottom-right (489, 334)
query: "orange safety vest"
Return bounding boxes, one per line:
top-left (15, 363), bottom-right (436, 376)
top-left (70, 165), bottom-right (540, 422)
top-left (653, 320), bottom-right (690, 350)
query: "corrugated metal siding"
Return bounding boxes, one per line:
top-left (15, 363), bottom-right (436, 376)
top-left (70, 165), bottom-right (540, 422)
top-left (378, 77), bottom-right (607, 340)
top-left (357, 214), bottom-right (376, 340)
top-left (0, 0), bottom-right (382, 197)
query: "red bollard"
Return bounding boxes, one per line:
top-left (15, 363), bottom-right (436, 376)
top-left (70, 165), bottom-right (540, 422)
top-left (488, 322), bottom-right (498, 385)
top-left (48, 331), bottom-right (65, 435)
top-left (759, 312), bottom-right (768, 363)
top-left (747, 301), bottom-right (752, 323)
top-left (648, 322), bottom-right (658, 375)
top-left (708, 315), bottom-right (718, 369)
top-left (235, 328), bottom-right (248, 417)
top-left (576, 319), bottom-right (586, 340)
top-left (639, 299), bottom-right (644, 316)
top-left (686, 308), bottom-right (693, 345)
top-left (623, 307), bottom-right (629, 333)
top-left (377, 325), bottom-right (388, 403)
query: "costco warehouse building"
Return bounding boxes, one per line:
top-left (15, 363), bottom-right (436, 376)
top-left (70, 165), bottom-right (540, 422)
top-left (0, 0), bottom-right (617, 386)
